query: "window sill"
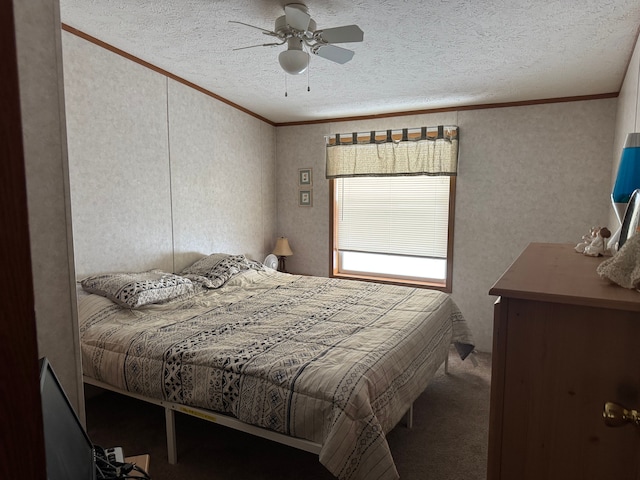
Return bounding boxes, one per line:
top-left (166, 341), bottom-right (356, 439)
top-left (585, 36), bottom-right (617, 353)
top-left (331, 272), bottom-right (450, 293)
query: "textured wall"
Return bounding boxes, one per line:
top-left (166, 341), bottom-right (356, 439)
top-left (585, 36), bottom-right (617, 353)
top-left (63, 32), bottom-right (277, 277)
top-left (276, 100), bottom-right (616, 352)
top-left (454, 101), bottom-right (615, 350)
top-left (168, 80), bottom-right (276, 272)
top-left (63, 33), bottom-right (173, 276)
top-left (13, 0), bottom-right (82, 411)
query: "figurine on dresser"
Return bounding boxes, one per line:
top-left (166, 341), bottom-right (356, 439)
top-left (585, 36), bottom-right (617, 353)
top-left (575, 226), bottom-right (612, 257)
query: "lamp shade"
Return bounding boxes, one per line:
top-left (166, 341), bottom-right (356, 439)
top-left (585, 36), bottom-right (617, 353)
top-left (278, 38), bottom-right (308, 75)
top-left (273, 237), bottom-right (293, 256)
top-left (278, 49), bottom-right (309, 75)
top-left (612, 133), bottom-right (640, 222)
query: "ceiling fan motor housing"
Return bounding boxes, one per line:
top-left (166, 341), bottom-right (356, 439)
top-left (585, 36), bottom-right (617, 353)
top-left (274, 15), bottom-right (316, 40)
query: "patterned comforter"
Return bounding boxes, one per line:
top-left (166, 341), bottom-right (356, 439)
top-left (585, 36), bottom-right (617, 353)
top-left (78, 269), bottom-right (474, 480)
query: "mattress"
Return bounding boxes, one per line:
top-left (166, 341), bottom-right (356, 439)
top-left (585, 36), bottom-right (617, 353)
top-left (78, 269), bottom-right (474, 480)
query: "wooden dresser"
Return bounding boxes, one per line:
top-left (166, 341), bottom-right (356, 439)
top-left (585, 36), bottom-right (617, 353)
top-left (487, 243), bottom-right (640, 480)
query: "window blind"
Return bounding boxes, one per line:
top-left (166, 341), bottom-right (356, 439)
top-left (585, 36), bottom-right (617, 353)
top-left (336, 176), bottom-right (450, 259)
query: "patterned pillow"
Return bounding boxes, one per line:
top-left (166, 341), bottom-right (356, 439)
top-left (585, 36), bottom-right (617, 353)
top-left (81, 270), bottom-right (194, 308)
top-left (181, 253), bottom-right (263, 289)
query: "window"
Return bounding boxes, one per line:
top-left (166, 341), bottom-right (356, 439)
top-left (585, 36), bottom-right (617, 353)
top-left (331, 174), bottom-right (455, 291)
top-left (327, 126), bottom-right (458, 292)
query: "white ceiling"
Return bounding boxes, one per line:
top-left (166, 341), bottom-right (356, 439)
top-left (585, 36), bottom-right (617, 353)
top-left (59, 0), bottom-right (640, 124)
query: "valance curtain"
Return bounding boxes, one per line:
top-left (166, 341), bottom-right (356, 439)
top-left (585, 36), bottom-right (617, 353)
top-left (325, 125), bottom-right (459, 179)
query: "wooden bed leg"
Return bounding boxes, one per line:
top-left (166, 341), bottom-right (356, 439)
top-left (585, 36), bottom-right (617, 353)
top-left (404, 404), bottom-right (414, 429)
top-left (165, 407), bottom-right (177, 464)
top-left (444, 353), bottom-right (449, 375)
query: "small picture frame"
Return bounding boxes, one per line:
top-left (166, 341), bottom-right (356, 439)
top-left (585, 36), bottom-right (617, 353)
top-left (298, 168), bottom-right (313, 186)
top-left (299, 189), bottom-right (313, 207)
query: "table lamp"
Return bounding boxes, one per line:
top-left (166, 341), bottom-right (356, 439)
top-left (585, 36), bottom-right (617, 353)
top-left (612, 133), bottom-right (640, 220)
top-left (273, 237), bottom-right (293, 272)
top-left (609, 133), bottom-right (640, 251)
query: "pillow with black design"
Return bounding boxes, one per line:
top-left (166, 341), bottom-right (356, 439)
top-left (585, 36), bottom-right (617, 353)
top-left (81, 270), bottom-right (194, 308)
top-left (181, 253), bottom-right (263, 289)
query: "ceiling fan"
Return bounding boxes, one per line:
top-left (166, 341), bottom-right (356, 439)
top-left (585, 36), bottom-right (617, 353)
top-left (230, 3), bottom-right (364, 75)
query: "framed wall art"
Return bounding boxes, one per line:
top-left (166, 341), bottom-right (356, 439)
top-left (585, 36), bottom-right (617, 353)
top-left (299, 189), bottom-right (313, 207)
top-left (298, 168), bottom-right (312, 186)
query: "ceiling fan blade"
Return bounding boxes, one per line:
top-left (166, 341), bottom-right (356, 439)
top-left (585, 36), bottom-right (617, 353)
top-left (316, 25), bottom-right (364, 44)
top-left (312, 44), bottom-right (355, 64)
top-left (284, 4), bottom-right (311, 31)
top-left (233, 41), bottom-right (285, 51)
top-left (228, 20), bottom-right (277, 36)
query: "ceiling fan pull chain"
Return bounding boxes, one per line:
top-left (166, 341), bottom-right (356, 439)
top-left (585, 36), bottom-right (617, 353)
top-left (307, 55), bottom-right (310, 92)
top-left (285, 73), bottom-right (288, 97)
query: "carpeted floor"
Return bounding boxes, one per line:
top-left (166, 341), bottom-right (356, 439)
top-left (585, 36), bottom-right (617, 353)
top-left (85, 349), bottom-right (491, 480)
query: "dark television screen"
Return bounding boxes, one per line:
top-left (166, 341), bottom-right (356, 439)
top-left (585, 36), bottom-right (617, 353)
top-left (39, 358), bottom-right (95, 480)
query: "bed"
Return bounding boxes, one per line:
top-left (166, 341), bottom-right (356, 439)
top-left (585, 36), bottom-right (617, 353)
top-left (77, 254), bottom-right (474, 480)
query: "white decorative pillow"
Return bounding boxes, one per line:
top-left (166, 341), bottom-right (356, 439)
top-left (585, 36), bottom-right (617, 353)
top-left (81, 270), bottom-right (194, 308)
top-left (181, 253), bottom-right (263, 289)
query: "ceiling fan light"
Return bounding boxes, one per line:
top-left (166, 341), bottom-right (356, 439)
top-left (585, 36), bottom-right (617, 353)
top-left (278, 49), bottom-right (309, 75)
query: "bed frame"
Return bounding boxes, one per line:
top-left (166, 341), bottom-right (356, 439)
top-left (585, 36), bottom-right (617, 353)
top-left (84, 355), bottom-right (450, 465)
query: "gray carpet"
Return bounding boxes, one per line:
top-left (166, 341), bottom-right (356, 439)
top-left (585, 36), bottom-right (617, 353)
top-left (85, 350), bottom-right (490, 479)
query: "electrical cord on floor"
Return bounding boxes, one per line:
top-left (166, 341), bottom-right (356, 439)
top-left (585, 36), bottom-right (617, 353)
top-left (94, 446), bottom-right (151, 480)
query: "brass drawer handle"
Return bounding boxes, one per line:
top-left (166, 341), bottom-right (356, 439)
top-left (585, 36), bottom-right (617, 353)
top-left (603, 401), bottom-right (640, 427)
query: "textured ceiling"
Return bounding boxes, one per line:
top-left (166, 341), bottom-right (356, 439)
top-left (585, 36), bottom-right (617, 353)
top-left (59, 0), bottom-right (640, 124)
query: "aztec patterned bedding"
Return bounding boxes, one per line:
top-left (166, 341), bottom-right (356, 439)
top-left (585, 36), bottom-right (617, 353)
top-left (78, 268), bottom-right (474, 480)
